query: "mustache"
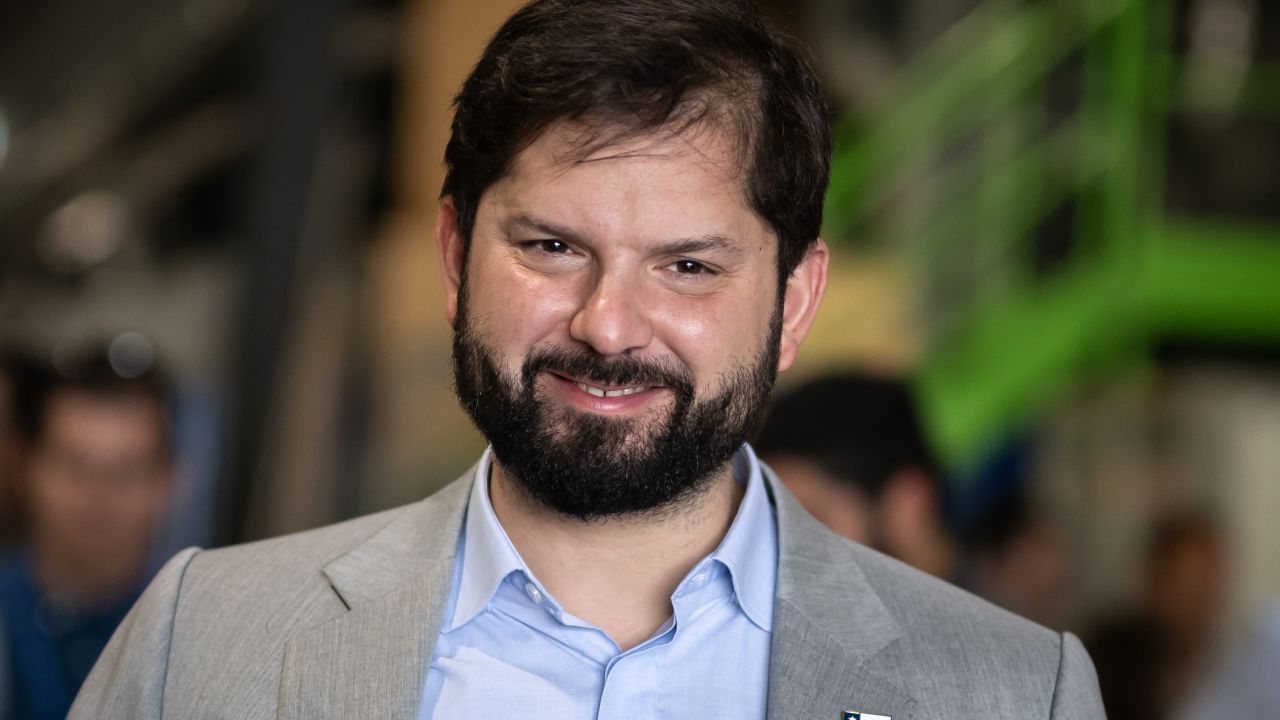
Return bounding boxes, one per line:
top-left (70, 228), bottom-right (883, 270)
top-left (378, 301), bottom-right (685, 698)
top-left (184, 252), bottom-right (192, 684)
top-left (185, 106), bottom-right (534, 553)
top-left (522, 346), bottom-right (694, 399)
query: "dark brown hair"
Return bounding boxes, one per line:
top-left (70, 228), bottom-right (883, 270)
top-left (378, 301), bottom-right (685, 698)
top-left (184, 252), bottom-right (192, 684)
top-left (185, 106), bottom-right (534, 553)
top-left (22, 349), bottom-right (171, 459)
top-left (442, 0), bottom-right (832, 286)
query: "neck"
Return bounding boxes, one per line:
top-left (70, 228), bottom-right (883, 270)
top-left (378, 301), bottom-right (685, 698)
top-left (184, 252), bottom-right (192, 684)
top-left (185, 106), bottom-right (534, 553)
top-left (31, 534), bottom-right (146, 607)
top-left (489, 460), bottom-right (744, 651)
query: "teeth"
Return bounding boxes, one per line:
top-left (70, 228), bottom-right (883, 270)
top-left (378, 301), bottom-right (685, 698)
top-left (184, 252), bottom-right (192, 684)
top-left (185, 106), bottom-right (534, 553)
top-left (574, 382), bottom-right (647, 398)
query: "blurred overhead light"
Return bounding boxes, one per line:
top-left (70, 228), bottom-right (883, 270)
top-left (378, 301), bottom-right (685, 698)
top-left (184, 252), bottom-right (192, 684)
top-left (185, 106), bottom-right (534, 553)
top-left (37, 190), bottom-right (132, 275)
top-left (108, 332), bottom-right (156, 379)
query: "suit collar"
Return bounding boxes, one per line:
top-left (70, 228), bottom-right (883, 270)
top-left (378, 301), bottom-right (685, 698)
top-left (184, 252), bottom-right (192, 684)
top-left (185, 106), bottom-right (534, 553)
top-left (768, 465), bottom-right (901, 657)
top-left (319, 474), bottom-right (471, 608)
top-left (278, 471), bottom-right (473, 720)
top-left (764, 466), bottom-right (919, 720)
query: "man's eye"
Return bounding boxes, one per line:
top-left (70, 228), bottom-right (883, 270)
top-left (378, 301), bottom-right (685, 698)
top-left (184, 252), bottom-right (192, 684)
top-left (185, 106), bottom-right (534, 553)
top-left (527, 239), bottom-right (570, 254)
top-left (671, 259), bottom-right (711, 275)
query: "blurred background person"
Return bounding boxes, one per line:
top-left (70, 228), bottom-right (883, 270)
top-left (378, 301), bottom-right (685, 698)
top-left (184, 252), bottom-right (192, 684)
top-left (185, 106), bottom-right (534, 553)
top-left (0, 349), bottom-right (40, 547)
top-left (0, 348), bottom-right (40, 720)
top-left (1085, 513), bottom-right (1227, 720)
top-left (1175, 598), bottom-right (1280, 720)
top-left (0, 350), bottom-right (173, 720)
top-left (754, 372), bottom-right (1073, 629)
top-left (754, 372), bottom-right (959, 582)
top-left (961, 486), bottom-right (1072, 629)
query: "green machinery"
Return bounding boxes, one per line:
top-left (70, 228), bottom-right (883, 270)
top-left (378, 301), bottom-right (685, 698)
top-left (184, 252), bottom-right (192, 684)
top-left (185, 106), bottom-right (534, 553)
top-left (824, 0), bottom-right (1280, 471)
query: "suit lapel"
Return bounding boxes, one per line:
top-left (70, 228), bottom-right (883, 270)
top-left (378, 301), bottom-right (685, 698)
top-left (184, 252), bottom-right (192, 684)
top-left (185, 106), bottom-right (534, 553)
top-left (764, 468), bottom-right (919, 720)
top-left (768, 601), bottom-right (918, 720)
top-left (274, 461), bottom-right (920, 719)
top-left (278, 474), bottom-right (473, 720)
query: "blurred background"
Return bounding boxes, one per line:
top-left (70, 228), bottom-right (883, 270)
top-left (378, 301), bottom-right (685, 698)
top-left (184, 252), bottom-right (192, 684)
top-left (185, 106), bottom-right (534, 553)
top-left (0, 0), bottom-right (1277, 717)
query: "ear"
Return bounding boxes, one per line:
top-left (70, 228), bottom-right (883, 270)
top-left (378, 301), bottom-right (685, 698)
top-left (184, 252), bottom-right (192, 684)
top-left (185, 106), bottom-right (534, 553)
top-left (436, 196), bottom-right (465, 328)
top-left (776, 239), bottom-right (829, 373)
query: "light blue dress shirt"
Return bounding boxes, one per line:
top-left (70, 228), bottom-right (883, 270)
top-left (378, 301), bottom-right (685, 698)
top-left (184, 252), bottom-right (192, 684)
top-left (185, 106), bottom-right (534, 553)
top-left (417, 445), bottom-right (778, 719)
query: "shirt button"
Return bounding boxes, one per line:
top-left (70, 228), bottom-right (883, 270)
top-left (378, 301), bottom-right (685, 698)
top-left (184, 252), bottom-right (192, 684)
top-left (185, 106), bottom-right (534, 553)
top-left (524, 581), bottom-right (544, 604)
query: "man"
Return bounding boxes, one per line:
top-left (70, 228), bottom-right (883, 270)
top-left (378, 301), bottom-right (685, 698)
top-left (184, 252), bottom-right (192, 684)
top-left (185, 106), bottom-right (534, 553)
top-left (964, 489), bottom-right (1071, 630)
top-left (1087, 514), bottom-right (1224, 720)
top-left (0, 348), bottom-right (39, 547)
top-left (2, 352), bottom-right (173, 719)
top-left (755, 373), bottom-right (959, 580)
top-left (73, 1), bottom-right (1104, 718)
top-left (1176, 598), bottom-right (1280, 720)
top-left (0, 347), bottom-right (33, 720)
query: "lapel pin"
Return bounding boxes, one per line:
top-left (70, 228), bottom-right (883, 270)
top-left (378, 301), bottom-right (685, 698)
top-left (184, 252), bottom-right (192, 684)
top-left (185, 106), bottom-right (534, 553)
top-left (842, 712), bottom-right (891, 720)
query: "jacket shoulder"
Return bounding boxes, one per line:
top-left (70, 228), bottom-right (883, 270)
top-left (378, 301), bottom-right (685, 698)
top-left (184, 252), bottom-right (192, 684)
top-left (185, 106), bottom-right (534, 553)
top-left (180, 472), bottom-right (471, 610)
top-left (185, 503), bottom-right (408, 595)
top-left (167, 475), bottom-right (471, 716)
top-left (853, 542), bottom-right (1057, 646)
top-left (849, 544), bottom-right (1100, 717)
top-left (71, 474), bottom-right (473, 718)
top-left (154, 504), bottom-right (420, 714)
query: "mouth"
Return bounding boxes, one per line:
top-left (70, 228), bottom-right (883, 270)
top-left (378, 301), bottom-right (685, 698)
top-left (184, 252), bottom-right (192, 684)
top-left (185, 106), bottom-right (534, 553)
top-left (546, 371), bottom-right (664, 412)
top-left (570, 381), bottom-right (652, 398)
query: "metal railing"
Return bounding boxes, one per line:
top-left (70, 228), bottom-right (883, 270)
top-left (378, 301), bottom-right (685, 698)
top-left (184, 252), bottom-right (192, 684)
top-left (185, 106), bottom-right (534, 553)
top-left (823, 0), bottom-right (1280, 468)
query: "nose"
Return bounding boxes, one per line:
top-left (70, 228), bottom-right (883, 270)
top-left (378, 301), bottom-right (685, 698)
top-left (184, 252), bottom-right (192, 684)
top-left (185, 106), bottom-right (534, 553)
top-left (568, 270), bottom-right (653, 356)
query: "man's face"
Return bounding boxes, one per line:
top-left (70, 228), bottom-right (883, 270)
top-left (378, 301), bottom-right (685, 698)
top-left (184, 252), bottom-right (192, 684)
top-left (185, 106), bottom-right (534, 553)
top-left (439, 122), bottom-right (826, 520)
top-left (0, 372), bottom-right (16, 487)
top-left (766, 456), bottom-right (875, 544)
top-left (26, 390), bottom-right (171, 566)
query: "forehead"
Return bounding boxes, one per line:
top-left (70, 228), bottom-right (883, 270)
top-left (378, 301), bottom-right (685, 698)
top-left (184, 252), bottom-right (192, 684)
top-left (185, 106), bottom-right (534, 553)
top-left (481, 120), bottom-right (768, 241)
top-left (516, 119), bottom-right (744, 186)
top-left (42, 390), bottom-right (165, 447)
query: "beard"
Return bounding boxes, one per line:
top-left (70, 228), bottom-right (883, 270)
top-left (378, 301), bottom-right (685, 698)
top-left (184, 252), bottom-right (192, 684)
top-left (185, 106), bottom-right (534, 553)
top-left (451, 289), bottom-right (782, 522)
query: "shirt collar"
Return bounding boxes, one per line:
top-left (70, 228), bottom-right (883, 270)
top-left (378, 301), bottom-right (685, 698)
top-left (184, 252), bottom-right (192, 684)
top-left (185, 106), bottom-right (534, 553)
top-left (704, 444), bottom-right (776, 631)
top-left (446, 444), bottom-right (777, 632)
top-left (447, 447), bottom-right (527, 630)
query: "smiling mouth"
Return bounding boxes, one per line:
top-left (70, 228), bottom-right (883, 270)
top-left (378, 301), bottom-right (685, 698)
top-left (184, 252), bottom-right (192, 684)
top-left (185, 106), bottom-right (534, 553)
top-left (548, 371), bottom-right (656, 399)
top-left (572, 382), bottom-right (651, 398)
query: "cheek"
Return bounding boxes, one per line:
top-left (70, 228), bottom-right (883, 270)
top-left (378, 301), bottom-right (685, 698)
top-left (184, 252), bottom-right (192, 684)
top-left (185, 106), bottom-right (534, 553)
top-left (659, 303), bottom-right (714, 342)
top-left (650, 291), bottom-right (771, 376)
top-left (465, 256), bottom-right (580, 359)
top-left (655, 280), bottom-right (773, 358)
top-left (28, 464), bottom-right (76, 511)
top-left (115, 480), bottom-right (167, 524)
top-left (30, 477), bottom-right (99, 538)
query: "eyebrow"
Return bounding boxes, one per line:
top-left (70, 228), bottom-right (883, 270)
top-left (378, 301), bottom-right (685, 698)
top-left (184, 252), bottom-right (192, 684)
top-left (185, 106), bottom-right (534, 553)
top-left (507, 213), bottom-right (744, 258)
top-left (651, 235), bottom-right (743, 258)
top-left (507, 214), bottom-right (586, 243)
